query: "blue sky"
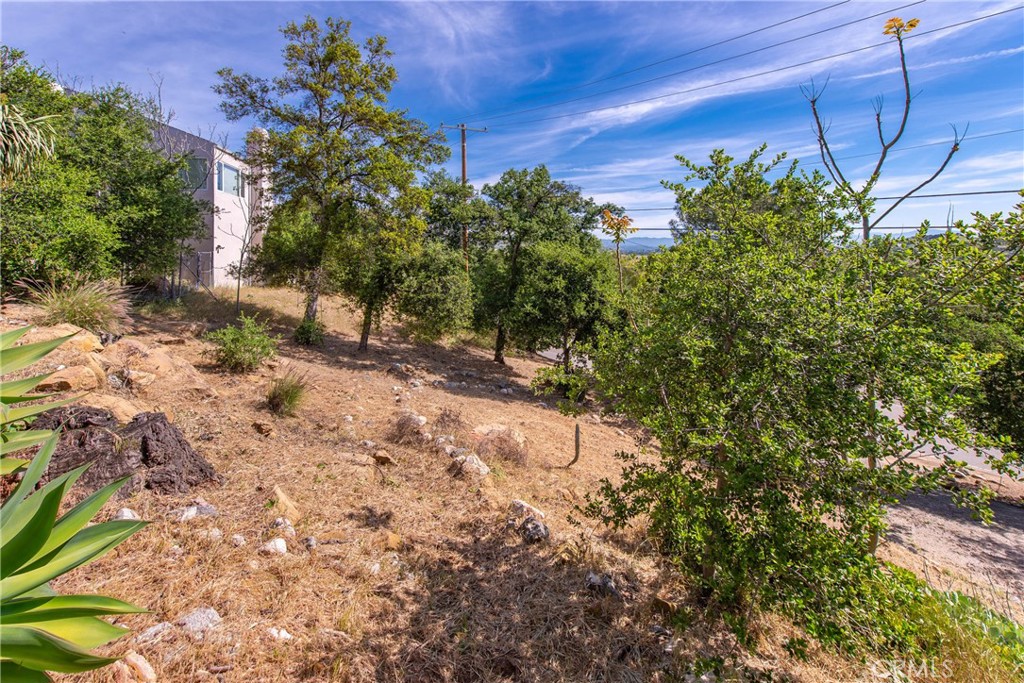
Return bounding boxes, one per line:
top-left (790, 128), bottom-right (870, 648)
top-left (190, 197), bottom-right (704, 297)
top-left (3, 1), bottom-right (1022, 237)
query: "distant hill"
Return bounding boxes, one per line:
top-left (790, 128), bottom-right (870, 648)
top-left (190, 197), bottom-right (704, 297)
top-left (599, 236), bottom-right (675, 254)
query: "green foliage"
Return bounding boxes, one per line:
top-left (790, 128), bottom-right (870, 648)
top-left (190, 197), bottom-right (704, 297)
top-left (292, 317), bottom-right (325, 346)
top-left (215, 16), bottom-right (448, 323)
top-left (1, 48), bottom-right (206, 288)
top-left (477, 166), bottom-right (604, 362)
top-left (587, 146), bottom-right (1023, 651)
top-left (0, 326), bottom-right (147, 679)
top-left (530, 365), bottom-right (591, 416)
top-left (0, 102), bottom-right (56, 181)
top-left (395, 241), bottom-right (473, 342)
top-left (206, 314), bottom-right (279, 372)
top-left (267, 370), bottom-right (308, 416)
top-left (24, 278), bottom-right (131, 335)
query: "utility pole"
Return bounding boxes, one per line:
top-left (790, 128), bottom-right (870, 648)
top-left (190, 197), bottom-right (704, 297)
top-left (441, 123), bottom-right (487, 274)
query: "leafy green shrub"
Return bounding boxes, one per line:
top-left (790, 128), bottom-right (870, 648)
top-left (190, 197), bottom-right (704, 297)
top-left (531, 365), bottom-right (591, 416)
top-left (267, 370), bottom-right (307, 416)
top-left (206, 314), bottom-right (278, 372)
top-left (1, 326), bottom-right (147, 679)
top-left (293, 317), bottom-right (325, 346)
top-left (23, 277), bottom-right (131, 334)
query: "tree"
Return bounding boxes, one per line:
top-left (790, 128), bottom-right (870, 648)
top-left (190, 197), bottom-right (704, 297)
top-left (509, 239), bottom-right (615, 373)
top-left (423, 170), bottom-right (497, 261)
top-left (214, 16), bottom-right (449, 326)
top-left (478, 166), bottom-right (603, 363)
top-left (600, 209), bottom-right (636, 295)
top-left (803, 17), bottom-right (963, 240)
top-left (1, 48), bottom-right (206, 288)
top-left (588, 147), bottom-right (1022, 648)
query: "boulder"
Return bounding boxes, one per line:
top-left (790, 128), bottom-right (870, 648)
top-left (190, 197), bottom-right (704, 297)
top-left (77, 394), bottom-right (145, 423)
top-left (472, 423), bottom-right (526, 448)
top-left (272, 485), bottom-right (302, 522)
top-left (518, 516), bottom-right (550, 544)
top-left (35, 365), bottom-right (99, 392)
top-left (21, 323), bottom-right (103, 354)
top-left (177, 607), bottom-right (222, 638)
top-left (448, 454), bottom-right (490, 478)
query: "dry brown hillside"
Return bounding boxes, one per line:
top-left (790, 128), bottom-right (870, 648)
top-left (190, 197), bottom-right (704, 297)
top-left (3, 286), bottom-right (1019, 683)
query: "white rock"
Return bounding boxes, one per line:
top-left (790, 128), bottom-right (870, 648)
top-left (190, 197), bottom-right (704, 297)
top-left (413, 415), bottom-right (427, 427)
top-left (113, 508), bottom-right (140, 521)
top-left (259, 538), bottom-right (288, 555)
top-left (448, 454), bottom-right (490, 478)
top-left (270, 517), bottom-right (296, 539)
top-left (198, 528), bottom-right (223, 542)
top-left (360, 440), bottom-right (376, 449)
top-left (510, 499), bottom-right (546, 519)
top-left (343, 415), bottom-right (353, 423)
top-left (230, 534), bottom-right (247, 547)
top-left (177, 607), bottom-right (221, 637)
top-left (173, 506), bottom-right (198, 522)
top-left (123, 651), bottom-right (157, 682)
top-left (268, 627), bottom-right (294, 641)
top-left (135, 621), bottom-right (173, 644)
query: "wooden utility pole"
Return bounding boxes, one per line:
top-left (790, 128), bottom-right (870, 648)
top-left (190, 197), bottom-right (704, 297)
top-left (441, 123), bottom-right (487, 274)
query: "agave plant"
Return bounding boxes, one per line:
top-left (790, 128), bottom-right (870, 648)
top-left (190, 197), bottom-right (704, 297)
top-left (1, 326), bottom-right (148, 680)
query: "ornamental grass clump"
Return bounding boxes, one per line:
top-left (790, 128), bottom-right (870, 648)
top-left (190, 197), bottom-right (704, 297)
top-left (206, 313), bottom-right (278, 372)
top-left (23, 277), bottom-right (132, 335)
top-left (267, 370), bottom-right (308, 416)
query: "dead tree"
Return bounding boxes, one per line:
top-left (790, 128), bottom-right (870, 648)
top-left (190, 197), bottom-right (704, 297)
top-left (802, 17), bottom-right (965, 241)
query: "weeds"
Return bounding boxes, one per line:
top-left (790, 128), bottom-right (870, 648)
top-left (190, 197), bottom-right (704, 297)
top-left (477, 428), bottom-right (528, 466)
top-left (22, 277), bottom-right (132, 334)
top-left (267, 370), bottom-right (308, 416)
top-left (205, 313), bottom-right (278, 372)
top-left (433, 406), bottom-right (466, 435)
top-left (293, 317), bottom-right (326, 346)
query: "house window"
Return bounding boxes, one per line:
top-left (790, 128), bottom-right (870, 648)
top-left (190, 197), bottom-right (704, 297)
top-left (217, 162), bottom-right (243, 196)
top-left (180, 157), bottom-right (208, 190)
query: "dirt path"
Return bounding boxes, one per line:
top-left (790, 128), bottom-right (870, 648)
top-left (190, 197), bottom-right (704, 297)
top-left (884, 492), bottom-right (1024, 620)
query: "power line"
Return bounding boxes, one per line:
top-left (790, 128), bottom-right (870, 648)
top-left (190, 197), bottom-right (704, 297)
top-left (464, 1), bottom-right (925, 124)
top-left (619, 189), bottom-right (1022, 212)
top-left (579, 128), bottom-right (1024, 195)
top-left (480, 6), bottom-right (1023, 129)
top-left (458, 0), bottom-right (855, 120)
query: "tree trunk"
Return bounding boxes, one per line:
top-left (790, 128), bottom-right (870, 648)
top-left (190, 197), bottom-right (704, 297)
top-left (616, 244), bottom-right (624, 295)
top-left (235, 272), bottom-right (242, 316)
top-left (303, 267), bottom-right (322, 323)
top-left (358, 305), bottom-right (373, 352)
top-left (562, 336), bottom-right (571, 374)
top-left (494, 322), bottom-right (506, 364)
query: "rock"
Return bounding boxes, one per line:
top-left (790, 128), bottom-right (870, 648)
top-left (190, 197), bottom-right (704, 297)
top-left (268, 627), bottom-right (294, 641)
top-left (271, 517), bottom-right (296, 538)
top-left (360, 439), bottom-right (376, 449)
top-left (230, 534), bottom-right (247, 547)
top-left (113, 507), bottom-right (140, 521)
top-left (123, 651), bottom-right (157, 683)
top-left (302, 536), bottom-right (318, 550)
top-left (193, 498), bottom-right (218, 516)
top-left (101, 339), bottom-right (176, 377)
top-left (448, 454), bottom-right (490, 478)
top-left (412, 415), bottom-right (427, 427)
top-left (33, 408), bottom-right (220, 496)
top-left (272, 485), bottom-right (302, 522)
top-left (177, 607), bottom-right (222, 637)
top-left (78, 394), bottom-right (145, 423)
top-left (510, 499), bottom-right (546, 520)
top-left (21, 323), bottom-right (104, 354)
top-left (252, 421), bottom-right (275, 436)
top-left (585, 571), bottom-right (621, 599)
top-left (434, 435), bottom-right (455, 449)
top-left (198, 528), bottom-right (223, 542)
top-left (518, 516), bottom-right (549, 544)
top-left (472, 424), bottom-right (526, 448)
top-left (171, 506), bottom-right (198, 522)
top-left (449, 447), bottom-right (470, 459)
top-left (372, 450), bottom-right (396, 466)
top-left (260, 538), bottom-right (288, 555)
top-left (499, 387), bottom-right (514, 396)
top-left (342, 415), bottom-right (354, 423)
top-left (36, 365), bottom-right (100, 392)
top-left (135, 621), bottom-right (173, 644)
top-left (652, 595), bottom-right (679, 617)
top-left (409, 379), bottom-right (421, 388)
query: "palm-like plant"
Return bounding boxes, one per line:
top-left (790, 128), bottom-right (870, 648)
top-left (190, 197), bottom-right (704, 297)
top-left (0, 103), bottom-right (57, 182)
top-left (1, 327), bottom-right (148, 680)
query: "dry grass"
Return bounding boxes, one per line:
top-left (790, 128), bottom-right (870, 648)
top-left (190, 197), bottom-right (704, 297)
top-left (2, 285), bottom-right (1009, 683)
top-left (477, 428), bottom-right (529, 467)
top-left (386, 411), bottom-right (426, 446)
top-left (267, 370), bottom-right (308, 416)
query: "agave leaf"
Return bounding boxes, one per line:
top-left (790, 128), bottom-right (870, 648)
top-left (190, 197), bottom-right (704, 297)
top-left (0, 374), bottom-right (54, 404)
top-left (1, 594), bottom-right (144, 620)
top-left (4, 396), bottom-right (79, 425)
top-left (0, 326), bottom-right (34, 350)
top-left (1, 433), bottom-right (59, 516)
top-left (26, 477), bottom-right (135, 566)
top-left (1, 467), bottom-right (87, 578)
top-left (0, 660), bottom-right (51, 682)
top-left (0, 335), bottom-right (75, 376)
top-left (0, 625), bottom-right (118, 673)
top-left (1, 430), bottom-right (54, 453)
top-left (2, 616), bottom-right (129, 650)
top-left (1, 521), bottom-right (145, 601)
top-left (0, 457), bottom-right (31, 476)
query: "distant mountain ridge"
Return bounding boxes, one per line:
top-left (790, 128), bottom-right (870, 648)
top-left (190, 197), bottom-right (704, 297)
top-left (599, 237), bottom-right (675, 254)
